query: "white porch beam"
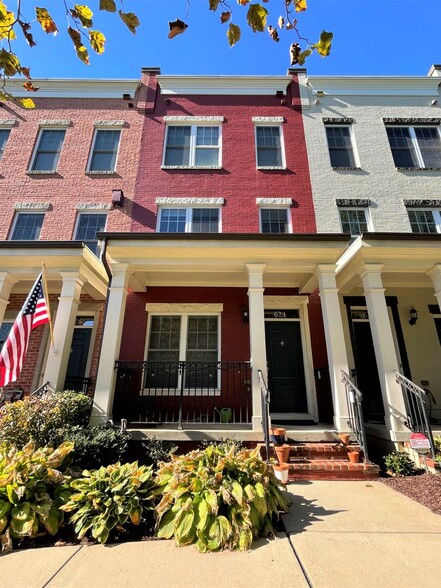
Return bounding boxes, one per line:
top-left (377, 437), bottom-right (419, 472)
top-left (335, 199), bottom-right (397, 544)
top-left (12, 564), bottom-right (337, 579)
top-left (43, 272), bottom-right (84, 392)
top-left (92, 264), bottom-right (131, 424)
top-left (0, 272), bottom-right (17, 324)
top-left (315, 265), bottom-right (350, 431)
top-left (246, 264), bottom-right (267, 431)
top-left (361, 265), bottom-right (407, 433)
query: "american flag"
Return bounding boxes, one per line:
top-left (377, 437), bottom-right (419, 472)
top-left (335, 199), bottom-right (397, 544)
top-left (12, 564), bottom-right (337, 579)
top-left (0, 273), bottom-right (50, 387)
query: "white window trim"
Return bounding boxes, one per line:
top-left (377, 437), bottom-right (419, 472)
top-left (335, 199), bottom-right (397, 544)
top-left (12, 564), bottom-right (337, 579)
top-left (156, 204), bottom-right (222, 233)
top-left (9, 211), bottom-right (45, 241)
top-left (254, 124), bottom-right (286, 170)
top-left (387, 125), bottom-right (441, 169)
top-left (407, 208), bottom-right (441, 233)
top-left (143, 308), bottom-right (222, 396)
top-left (326, 124), bottom-right (360, 169)
top-left (161, 123), bottom-right (223, 169)
top-left (338, 207), bottom-right (372, 236)
top-left (28, 126), bottom-right (67, 174)
top-left (259, 207), bottom-right (293, 234)
top-left (86, 127), bottom-right (122, 174)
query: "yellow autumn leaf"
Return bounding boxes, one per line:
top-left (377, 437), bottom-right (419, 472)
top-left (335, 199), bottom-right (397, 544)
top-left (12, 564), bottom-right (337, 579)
top-left (74, 4), bottom-right (93, 28)
top-left (118, 10), bottom-right (140, 34)
top-left (227, 23), bottom-right (241, 46)
top-left (247, 4), bottom-right (268, 33)
top-left (0, 48), bottom-right (20, 76)
top-left (0, 3), bottom-right (16, 41)
top-left (20, 98), bottom-right (36, 109)
top-left (35, 7), bottom-right (58, 35)
top-left (312, 30), bottom-right (333, 57)
top-left (99, 0), bottom-right (116, 11)
top-left (89, 30), bottom-right (105, 54)
top-left (295, 0), bottom-right (307, 12)
top-left (76, 45), bottom-right (90, 65)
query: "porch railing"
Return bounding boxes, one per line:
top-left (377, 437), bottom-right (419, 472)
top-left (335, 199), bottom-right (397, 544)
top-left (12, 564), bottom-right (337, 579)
top-left (113, 361), bottom-right (252, 428)
top-left (341, 370), bottom-right (369, 463)
top-left (257, 369), bottom-right (271, 463)
top-left (395, 371), bottom-right (436, 457)
top-left (63, 376), bottom-right (92, 395)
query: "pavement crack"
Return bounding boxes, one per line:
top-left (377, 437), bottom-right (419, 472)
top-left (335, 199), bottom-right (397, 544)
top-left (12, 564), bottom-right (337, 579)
top-left (41, 545), bottom-right (84, 588)
top-left (281, 518), bottom-right (314, 588)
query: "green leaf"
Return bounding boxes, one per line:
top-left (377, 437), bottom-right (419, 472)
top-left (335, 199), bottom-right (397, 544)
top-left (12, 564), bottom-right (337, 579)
top-left (297, 49), bottom-right (312, 65)
top-left (156, 510), bottom-right (175, 539)
top-left (42, 506), bottom-right (62, 535)
top-left (231, 480), bottom-right (243, 505)
top-left (89, 30), bottom-right (106, 54)
top-left (247, 4), bottom-right (268, 33)
top-left (0, 49), bottom-right (20, 76)
top-left (238, 527), bottom-right (253, 551)
top-left (119, 10), bottom-right (140, 35)
top-left (312, 30), bottom-right (333, 57)
top-left (175, 510), bottom-right (195, 545)
top-left (227, 23), bottom-right (241, 47)
top-left (99, 0), bottom-right (116, 12)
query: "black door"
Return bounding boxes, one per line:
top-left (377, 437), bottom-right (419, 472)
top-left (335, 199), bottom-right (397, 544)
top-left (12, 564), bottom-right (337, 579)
top-left (265, 321), bottom-right (307, 413)
top-left (352, 321), bottom-right (385, 422)
top-left (66, 328), bottom-right (92, 379)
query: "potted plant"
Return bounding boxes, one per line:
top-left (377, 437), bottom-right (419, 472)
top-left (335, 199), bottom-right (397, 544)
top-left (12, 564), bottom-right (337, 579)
top-left (337, 432), bottom-right (350, 446)
top-left (348, 450), bottom-right (360, 463)
top-left (273, 463), bottom-right (290, 484)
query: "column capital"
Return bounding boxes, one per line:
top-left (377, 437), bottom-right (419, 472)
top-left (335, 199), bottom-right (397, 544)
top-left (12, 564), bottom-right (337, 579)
top-left (426, 264), bottom-right (441, 281)
top-left (246, 264), bottom-right (266, 290)
top-left (315, 265), bottom-right (338, 291)
top-left (109, 263), bottom-right (132, 290)
top-left (361, 265), bottom-right (385, 292)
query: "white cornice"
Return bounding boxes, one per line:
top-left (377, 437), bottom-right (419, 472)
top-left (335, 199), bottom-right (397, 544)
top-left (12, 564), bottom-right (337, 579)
top-left (158, 75), bottom-right (291, 96)
top-left (306, 76), bottom-right (441, 97)
top-left (5, 79), bottom-right (139, 99)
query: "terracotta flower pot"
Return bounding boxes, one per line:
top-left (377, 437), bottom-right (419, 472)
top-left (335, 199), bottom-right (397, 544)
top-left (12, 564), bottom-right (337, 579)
top-left (348, 451), bottom-right (360, 463)
top-left (338, 433), bottom-right (350, 446)
top-left (273, 464), bottom-right (290, 484)
top-left (275, 443), bottom-right (291, 464)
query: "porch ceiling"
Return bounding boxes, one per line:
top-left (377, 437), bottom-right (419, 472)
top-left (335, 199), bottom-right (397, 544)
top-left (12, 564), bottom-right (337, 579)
top-left (101, 233), bottom-right (351, 291)
top-left (0, 242), bottom-right (108, 299)
top-left (336, 233), bottom-right (441, 293)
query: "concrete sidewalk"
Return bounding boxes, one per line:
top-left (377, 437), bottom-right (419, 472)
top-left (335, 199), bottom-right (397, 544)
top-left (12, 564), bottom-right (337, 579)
top-left (1, 481), bottom-right (441, 588)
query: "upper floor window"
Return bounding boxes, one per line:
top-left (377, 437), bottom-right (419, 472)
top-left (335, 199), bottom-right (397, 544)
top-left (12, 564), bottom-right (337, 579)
top-left (0, 129), bottom-right (11, 160)
top-left (339, 208), bottom-right (369, 236)
top-left (255, 126), bottom-right (284, 168)
top-left (325, 126), bottom-right (357, 168)
top-left (260, 208), bottom-right (290, 234)
top-left (31, 129), bottom-right (66, 172)
top-left (386, 126), bottom-right (441, 169)
top-left (87, 129), bottom-right (121, 172)
top-left (75, 213), bottom-right (107, 255)
top-left (163, 125), bottom-right (221, 168)
top-left (407, 209), bottom-right (441, 233)
top-left (10, 212), bottom-right (44, 240)
top-left (158, 208), bottom-right (220, 233)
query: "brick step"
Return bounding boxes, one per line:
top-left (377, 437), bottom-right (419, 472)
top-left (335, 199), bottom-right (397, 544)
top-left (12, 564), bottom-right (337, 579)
top-left (287, 459), bottom-right (380, 481)
top-left (262, 442), bottom-right (363, 462)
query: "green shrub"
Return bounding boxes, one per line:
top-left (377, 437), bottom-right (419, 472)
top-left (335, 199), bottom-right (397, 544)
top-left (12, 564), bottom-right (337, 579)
top-left (142, 437), bottom-right (178, 467)
top-left (65, 425), bottom-right (130, 470)
top-left (199, 437), bottom-right (245, 453)
top-left (0, 391), bottom-right (92, 448)
top-left (155, 443), bottom-right (290, 552)
top-left (0, 441), bottom-right (73, 552)
top-left (384, 451), bottom-right (416, 476)
top-left (61, 462), bottom-right (157, 544)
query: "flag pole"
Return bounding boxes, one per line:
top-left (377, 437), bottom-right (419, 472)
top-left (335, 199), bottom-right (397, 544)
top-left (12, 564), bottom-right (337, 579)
top-left (41, 263), bottom-right (54, 348)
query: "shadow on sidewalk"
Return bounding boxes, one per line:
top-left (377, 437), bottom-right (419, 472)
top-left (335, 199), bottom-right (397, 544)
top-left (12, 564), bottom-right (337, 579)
top-left (282, 489), bottom-right (346, 535)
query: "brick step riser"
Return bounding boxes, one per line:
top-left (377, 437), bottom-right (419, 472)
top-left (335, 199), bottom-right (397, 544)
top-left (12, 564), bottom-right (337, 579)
top-left (288, 452), bottom-right (360, 460)
top-left (288, 471), bottom-right (379, 481)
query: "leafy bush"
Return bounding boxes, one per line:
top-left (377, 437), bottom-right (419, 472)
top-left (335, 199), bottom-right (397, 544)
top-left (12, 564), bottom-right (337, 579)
top-left (65, 425), bottom-right (130, 470)
top-left (155, 443), bottom-right (290, 552)
top-left (0, 391), bottom-right (92, 448)
top-left (384, 451), bottom-right (416, 476)
top-left (199, 437), bottom-right (245, 453)
top-left (142, 437), bottom-right (178, 467)
top-left (0, 441), bottom-right (73, 552)
top-left (61, 462), bottom-right (157, 544)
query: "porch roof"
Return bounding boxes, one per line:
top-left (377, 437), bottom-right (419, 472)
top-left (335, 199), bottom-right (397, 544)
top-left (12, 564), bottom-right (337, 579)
top-left (0, 241), bottom-right (108, 299)
top-left (336, 233), bottom-right (441, 292)
top-left (98, 232), bottom-right (351, 291)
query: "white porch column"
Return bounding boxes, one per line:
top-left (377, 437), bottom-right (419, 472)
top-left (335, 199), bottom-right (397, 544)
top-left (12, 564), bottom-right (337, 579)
top-left (0, 273), bottom-right (17, 325)
top-left (361, 265), bottom-right (407, 433)
top-left (246, 264), bottom-right (267, 431)
top-left (43, 273), bottom-right (83, 391)
top-left (315, 265), bottom-right (350, 431)
top-left (427, 265), bottom-right (441, 310)
top-left (92, 264), bottom-right (130, 424)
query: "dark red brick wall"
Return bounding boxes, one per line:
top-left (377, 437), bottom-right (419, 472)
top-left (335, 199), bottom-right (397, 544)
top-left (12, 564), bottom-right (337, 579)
top-left (132, 72), bottom-right (317, 234)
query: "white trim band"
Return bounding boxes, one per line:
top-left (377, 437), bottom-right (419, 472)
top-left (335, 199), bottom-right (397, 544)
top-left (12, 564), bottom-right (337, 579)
top-left (256, 198), bottom-right (292, 207)
top-left (156, 197), bottom-right (224, 206)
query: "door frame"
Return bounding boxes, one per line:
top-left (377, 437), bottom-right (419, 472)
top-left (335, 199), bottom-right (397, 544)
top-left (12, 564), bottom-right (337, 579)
top-left (264, 295), bottom-right (318, 422)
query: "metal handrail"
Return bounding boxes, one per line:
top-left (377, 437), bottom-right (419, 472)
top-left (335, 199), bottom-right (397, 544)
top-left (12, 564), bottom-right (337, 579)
top-left (31, 381), bottom-right (55, 397)
top-left (257, 369), bottom-right (271, 463)
top-left (394, 371), bottom-right (436, 457)
top-left (341, 370), bottom-right (369, 463)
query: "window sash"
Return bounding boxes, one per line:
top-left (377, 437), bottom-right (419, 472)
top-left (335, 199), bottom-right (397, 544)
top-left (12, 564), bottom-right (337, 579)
top-left (164, 125), bottom-right (220, 167)
top-left (0, 129), bottom-right (11, 160)
top-left (387, 126), bottom-right (441, 168)
top-left (339, 209), bottom-right (368, 236)
top-left (260, 208), bottom-right (290, 234)
top-left (407, 209), bottom-right (441, 233)
top-left (32, 129), bottom-right (66, 172)
top-left (158, 208), bottom-right (220, 233)
top-left (88, 129), bottom-right (121, 172)
top-left (255, 126), bottom-right (283, 167)
top-left (326, 126), bottom-right (356, 167)
top-left (10, 213), bottom-right (44, 240)
top-left (75, 213), bottom-right (107, 255)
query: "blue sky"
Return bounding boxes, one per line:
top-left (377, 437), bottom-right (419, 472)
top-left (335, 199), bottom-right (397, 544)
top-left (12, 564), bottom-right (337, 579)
top-left (11, 0), bottom-right (441, 79)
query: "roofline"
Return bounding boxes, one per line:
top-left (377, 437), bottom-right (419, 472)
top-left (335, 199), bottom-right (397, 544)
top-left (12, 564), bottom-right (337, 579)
top-left (360, 232), bottom-right (441, 241)
top-left (98, 232), bottom-right (351, 243)
top-left (0, 241), bottom-right (85, 249)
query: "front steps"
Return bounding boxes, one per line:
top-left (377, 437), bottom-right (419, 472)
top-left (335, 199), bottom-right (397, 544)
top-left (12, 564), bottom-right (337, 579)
top-left (265, 440), bottom-right (380, 481)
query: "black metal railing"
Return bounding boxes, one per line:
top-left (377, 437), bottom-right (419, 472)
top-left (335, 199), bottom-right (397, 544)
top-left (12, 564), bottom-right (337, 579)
top-left (63, 376), bottom-right (92, 395)
top-left (395, 371), bottom-right (436, 457)
top-left (257, 369), bottom-right (271, 463)
top-left (341, 370), bottom-right (369, 463)
top-left (113, 361), bottom-right (252, 428)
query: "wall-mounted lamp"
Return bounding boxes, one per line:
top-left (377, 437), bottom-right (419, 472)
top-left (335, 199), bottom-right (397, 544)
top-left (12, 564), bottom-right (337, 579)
top-left (409, 307), bottom-right (418, 326)
top-left (242, 308), bottom-right (249, 325)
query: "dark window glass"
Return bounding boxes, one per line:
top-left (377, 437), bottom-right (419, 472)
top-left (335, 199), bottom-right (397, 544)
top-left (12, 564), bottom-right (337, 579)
top-left (75, 213), bottom-right (107, 255)
top-left (89, 130), bottom-right (121, 172)
top-left (386, 127), bottom-right (419, 167)
top-left (11, 213), bottom-right (44, 240)
top-left (326, 126), bottom-right (355, 167)
top-left (0, 129), bottom-right (11, 160)
top-left (261, 209), bottom-right (289, 233)
top-left (159, 209), bottom-right (187, 232)
top-left (415, 127), bottom-right (441, 168)
top-left (32, 129), bottom-right (65, 171)
top-left (339, 209), bottom-right (368, 235)
top-left (256, 126), bottom-right (282, 167)
top-left (164, 126), bottom-right (191, 166)
top-left (191, 209), bottom-right (219, 233)
top-left (407, 210), bottom-right (437, 233)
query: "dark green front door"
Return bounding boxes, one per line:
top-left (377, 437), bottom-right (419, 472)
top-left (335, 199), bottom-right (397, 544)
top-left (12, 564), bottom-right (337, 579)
top-left (66, 328), bottom-right (92, 379)
top-left (265, 321), bottom-right (307, 413)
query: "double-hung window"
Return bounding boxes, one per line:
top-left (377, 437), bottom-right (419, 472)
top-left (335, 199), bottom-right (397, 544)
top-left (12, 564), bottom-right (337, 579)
top-left (163, 123), bottom-right (221, 168)
top-left (260, 208), bottom-right (290, 234)
top-left (386, 124), bottom-right (441, 169)
top-left (10, 212), bottom-right (44, 240)
top-left (339, 208), bottom-right (369, 236)
top-left (74, 213), bottom-right (107, 255)
top-left (407, 209), bottom-right (441, 234)
top-left (31, 129), bottom-right (66, 172)
top-left (87, 128), bottom-right (121, 172)
top-left (158, 208), bottom-right (220, 233)
top-left (0, 129), bottom-right (11, 160)
top-left (255, 125), bottom-right (284, 168)
top-left (325, 126), bottom-right (357, 168)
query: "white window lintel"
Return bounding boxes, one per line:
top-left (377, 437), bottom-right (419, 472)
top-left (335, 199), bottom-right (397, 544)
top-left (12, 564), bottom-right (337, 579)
top-left (38, 120), bottom-right (71, 128)
top-left (156, 197), bottom-right (224, 206)
top-left (0, 119), bottom-right (16, 127)
top-left (146, 303), bottom-right (223, 313)
top-left (256, 198), bottom-right (292, 207)
top-left (252, 117), bottom-right (284, 124)
top-left (163, 116), bottom-right (224, 124)
top-left (94, 120), bottom-right (126, 127)
top-left (76, 203), bottom-right (112, 211)
top-left (14, 202), bottom-right (50, 211)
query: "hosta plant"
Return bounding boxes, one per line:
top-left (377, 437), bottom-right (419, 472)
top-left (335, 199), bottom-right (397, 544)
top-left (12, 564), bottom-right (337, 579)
top-left (61, 462), bottom-right (158, 544)
top-left (0, 441), bottom-right (73, 552)
top-left (155, 444), bottom-right (290, 552)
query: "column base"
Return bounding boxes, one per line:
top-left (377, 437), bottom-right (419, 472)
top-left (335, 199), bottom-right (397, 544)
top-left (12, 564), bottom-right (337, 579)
top-left (252, 416), bottom-right (264, 432)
